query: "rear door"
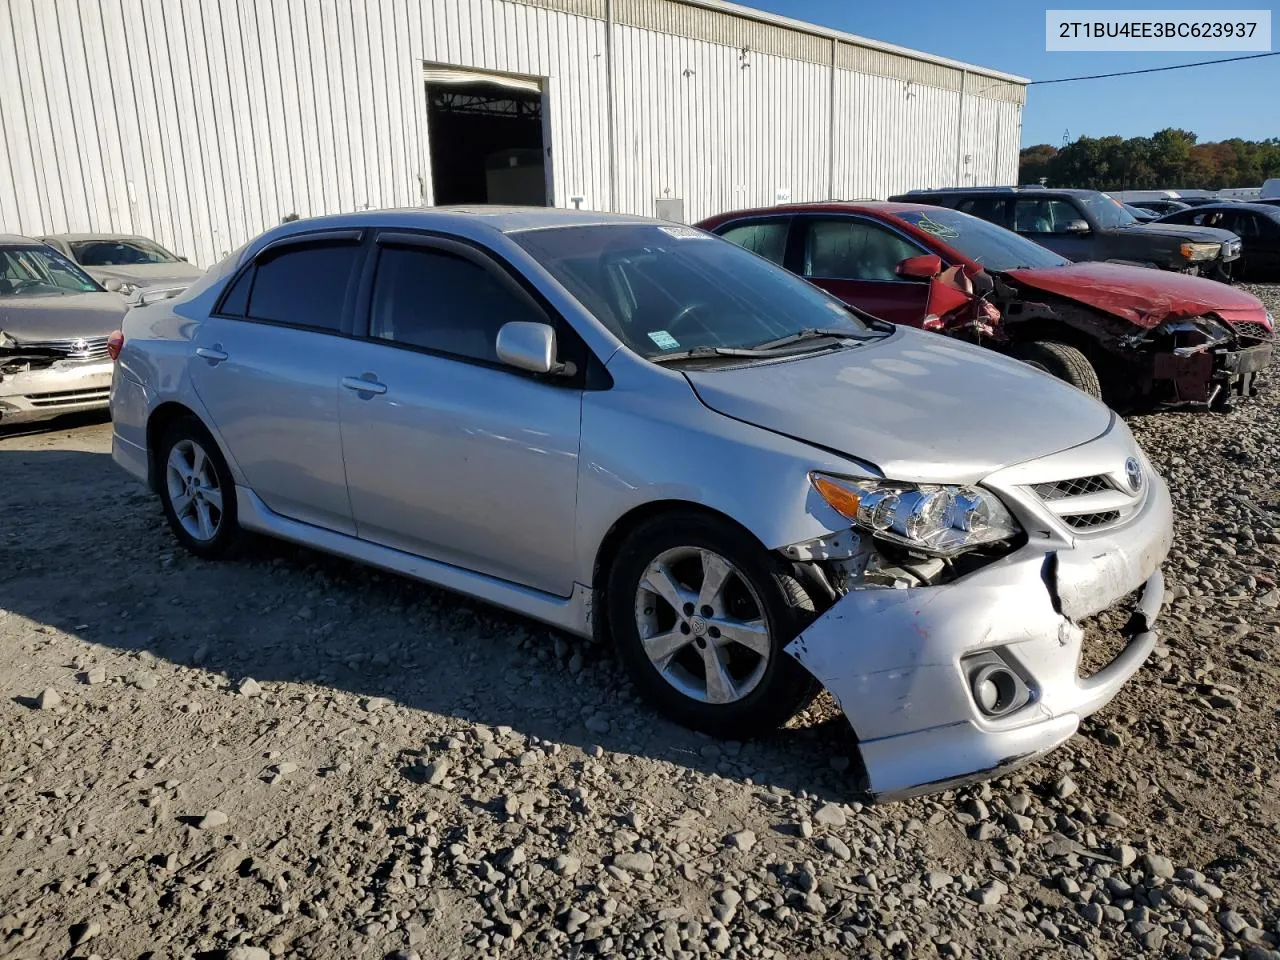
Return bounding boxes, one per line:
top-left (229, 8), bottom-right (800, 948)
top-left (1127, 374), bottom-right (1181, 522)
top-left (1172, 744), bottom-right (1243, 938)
top-left (335, 231), bottom-right (585, 596)
top-left (794, 215), bottom-right (932, 325)
top-left (713, 218), bottom-right (791, 266)
top-left (1227, 210), bottom-right (1280, 276)
top-left (187, 231), bottom-right (364, 535)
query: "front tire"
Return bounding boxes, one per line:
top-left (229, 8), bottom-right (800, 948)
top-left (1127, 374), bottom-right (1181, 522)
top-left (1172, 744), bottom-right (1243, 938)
top-left (157, 416), bottom-right (240, 559)
top-left (605, 512), bottom-right (818, 738)
top-left (1010, 339), bottom-right (1103, 400)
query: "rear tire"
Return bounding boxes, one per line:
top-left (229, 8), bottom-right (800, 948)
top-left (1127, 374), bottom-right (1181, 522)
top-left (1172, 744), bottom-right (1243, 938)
top-left (605, 511), bottom-right (818, 739)
top-left (1010, 340), bottom-right (1103, 400)
top-left (157, 416), bottom-right (241, 559)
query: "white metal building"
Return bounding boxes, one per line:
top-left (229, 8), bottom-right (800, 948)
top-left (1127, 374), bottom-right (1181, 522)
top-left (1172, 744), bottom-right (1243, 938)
top-left (0, 0), bottom-right (1027, 268)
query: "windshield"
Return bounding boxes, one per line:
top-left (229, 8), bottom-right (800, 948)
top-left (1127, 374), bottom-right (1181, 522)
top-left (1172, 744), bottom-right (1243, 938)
top-left (893, 208), bottom-right (1069, 271)
top-left (70, 237), bottom-right (179, 266)
top-left (0, 245), bottom-right (100, 297)
top-left (1079, 192), bottom-right (1138, 229)
top-left (511, 223), bottom-right (872, 359)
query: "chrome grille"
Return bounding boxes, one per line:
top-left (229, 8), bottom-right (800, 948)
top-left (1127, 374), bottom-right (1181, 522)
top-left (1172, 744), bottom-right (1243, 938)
top-left (1232, 321), bottom-right (1273, 342)
top-left (26, 386), bottom-right (111, 408)
top-left (14, 335), bottom-right (111, 361)
top-left (1063, 511), bottom-right (1121, 531)
top-left (1031, 475), bottom-right (1111, 500)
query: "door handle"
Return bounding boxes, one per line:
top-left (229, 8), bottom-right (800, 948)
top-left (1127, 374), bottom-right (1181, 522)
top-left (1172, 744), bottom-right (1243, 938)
top-left (196, 346), bottom-right (229, 364)
top-left (341, 374), bottom-right (387, 396)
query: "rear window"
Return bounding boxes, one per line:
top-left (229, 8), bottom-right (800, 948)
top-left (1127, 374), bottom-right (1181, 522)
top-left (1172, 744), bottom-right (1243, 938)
top-left (241, 242), bottom-right (361, 331)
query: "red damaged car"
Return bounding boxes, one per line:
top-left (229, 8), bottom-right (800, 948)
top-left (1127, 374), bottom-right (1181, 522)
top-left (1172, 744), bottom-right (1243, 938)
top-left (697, 202), bottom-right (1273, 409)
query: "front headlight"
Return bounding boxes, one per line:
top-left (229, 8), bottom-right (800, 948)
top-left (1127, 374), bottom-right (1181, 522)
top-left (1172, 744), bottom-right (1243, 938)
top-left (811, 473), bottom-right (1022, 557)
top-left (1179, 241), bottom-right (1221, 262)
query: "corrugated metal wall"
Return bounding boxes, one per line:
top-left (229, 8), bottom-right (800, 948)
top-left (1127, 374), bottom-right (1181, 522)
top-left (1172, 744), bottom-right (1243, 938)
top-left (0, 0), bottom-right (1024, 268)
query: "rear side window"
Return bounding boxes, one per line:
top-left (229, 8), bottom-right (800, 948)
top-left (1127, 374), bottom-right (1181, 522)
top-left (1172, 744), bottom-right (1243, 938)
top-left (955, 197), bottom-right (1009, 224)
top-left (241, 242), bottom-right (362, 331)
top-left (369, 245), bottom-right (545, 363)
top-left (802, 218), bottom-right (922, 281)
top-left (717, 220), bottom-right (789, 265)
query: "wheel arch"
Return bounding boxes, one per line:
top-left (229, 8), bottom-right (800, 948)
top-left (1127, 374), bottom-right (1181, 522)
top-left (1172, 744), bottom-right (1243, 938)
top-left (590, 499), bottom-right (772, 642)
top-left (145, 402), bottom-right (211, 493)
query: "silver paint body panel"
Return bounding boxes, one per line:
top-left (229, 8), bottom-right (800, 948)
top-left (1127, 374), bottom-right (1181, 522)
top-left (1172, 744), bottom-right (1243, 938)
top-left (111, 207), bottom-right (1173, 799)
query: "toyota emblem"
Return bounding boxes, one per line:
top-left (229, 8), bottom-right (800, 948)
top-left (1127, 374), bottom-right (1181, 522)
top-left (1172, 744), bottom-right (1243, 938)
top-left (1124, 457), bottom-right (1143, 493)
top-left (71, 337), bottom-right (88, 353)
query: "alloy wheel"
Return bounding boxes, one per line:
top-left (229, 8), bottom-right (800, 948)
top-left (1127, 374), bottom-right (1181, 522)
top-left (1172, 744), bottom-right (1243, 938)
top-left (633, 546), bottom-right (772, 704)
top-left (165, 438), bottom-right (223, 542)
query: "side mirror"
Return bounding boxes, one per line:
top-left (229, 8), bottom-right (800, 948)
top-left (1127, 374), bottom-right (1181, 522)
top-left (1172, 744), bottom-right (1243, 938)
top-left (102, 278), bottom-right (124, 293)
top-left (496, 321), bottom-right (575, 376)
top-left (1063, 220), bottom-right (1090, 234)
top-left (896, 254), bottom-right (944, 280)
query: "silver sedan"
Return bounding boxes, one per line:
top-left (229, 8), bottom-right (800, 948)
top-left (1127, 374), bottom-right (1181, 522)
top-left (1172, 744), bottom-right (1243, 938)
top-left (109, 208), bottom-right (1172, 799)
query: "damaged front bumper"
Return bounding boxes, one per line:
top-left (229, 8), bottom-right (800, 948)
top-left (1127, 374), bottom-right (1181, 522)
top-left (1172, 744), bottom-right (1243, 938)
top-left (0, 358), bottom-right (114, 424)
top-left (785, 469), bottom-right (1173, 802)
top-left (1150, 340), bottom-right (1271, 405)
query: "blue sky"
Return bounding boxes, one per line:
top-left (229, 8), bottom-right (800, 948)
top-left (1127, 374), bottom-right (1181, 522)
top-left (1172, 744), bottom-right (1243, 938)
top-left (742, 0), bottom-right (1279, 147)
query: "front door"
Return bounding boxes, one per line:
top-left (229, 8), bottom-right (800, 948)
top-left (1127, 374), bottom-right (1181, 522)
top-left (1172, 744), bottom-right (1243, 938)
top-left (337, 234), bottom-right (583, 596)
top-left (1012, 197), bottom-right (1094, 261)
top-left (187, 234), bottom-right (365, 535)
top-left (794, 215), bottom-right (932, 326)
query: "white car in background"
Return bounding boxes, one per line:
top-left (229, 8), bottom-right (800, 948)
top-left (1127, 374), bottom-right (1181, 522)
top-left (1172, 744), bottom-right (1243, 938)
top-left (39, 233), bottom-right (202, 299)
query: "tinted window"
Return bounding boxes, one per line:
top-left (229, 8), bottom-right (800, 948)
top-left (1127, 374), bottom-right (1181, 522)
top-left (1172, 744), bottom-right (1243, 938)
top-left (369, 245), bottom-right (543, 363)
top-left (1076, 192), bottom-right (1137, 229)
top-left (246, 242), bottom-right (361, 331)
top-left (955, 197), bottom-right (1009, 224)
top-left (511, 224), bottom-right (871, 361)
top-left (217, 268), bottom-right (253, 316)
top-left (802, 218), bottom-right (923, 280)
top-left (895, 208), bottom-right (1069, 271)
top-left (1013, 198), bottom-right (1084, 234)
top-left (718, 220), bottom-right (789, 265)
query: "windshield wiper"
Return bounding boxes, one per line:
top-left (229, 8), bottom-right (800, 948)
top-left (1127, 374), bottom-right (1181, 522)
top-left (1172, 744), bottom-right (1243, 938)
top-left (649, 345), bottom-right (782, 364)
top-left (746, 328), bottom-right (859, 350)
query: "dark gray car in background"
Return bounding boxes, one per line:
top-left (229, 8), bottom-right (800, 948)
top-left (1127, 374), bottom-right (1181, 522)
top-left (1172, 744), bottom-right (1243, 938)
top-left (889, 186), bottom-right (1242, 280)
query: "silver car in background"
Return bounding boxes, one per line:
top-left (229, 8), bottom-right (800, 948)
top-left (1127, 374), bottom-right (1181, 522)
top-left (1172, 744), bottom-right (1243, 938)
top-left (1, 235), bottom-right (126, 425)
top-left (109, 208), bottom-right (1173, 799)
top-left (40, 233), bottom-right (203, 298)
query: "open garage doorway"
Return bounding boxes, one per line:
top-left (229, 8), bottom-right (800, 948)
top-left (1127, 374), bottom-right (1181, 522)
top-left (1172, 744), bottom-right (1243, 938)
top-left (424, 66), bottom-right (550, 206)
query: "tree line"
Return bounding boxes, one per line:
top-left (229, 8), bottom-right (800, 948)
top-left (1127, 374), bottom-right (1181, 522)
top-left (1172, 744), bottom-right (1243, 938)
top-left (1019, 129), bottom-right (1280, 190)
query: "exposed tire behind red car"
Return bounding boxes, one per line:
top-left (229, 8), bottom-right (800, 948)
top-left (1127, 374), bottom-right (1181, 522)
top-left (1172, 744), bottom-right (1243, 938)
top-left (1010, 340), bottom-right (1104, 401)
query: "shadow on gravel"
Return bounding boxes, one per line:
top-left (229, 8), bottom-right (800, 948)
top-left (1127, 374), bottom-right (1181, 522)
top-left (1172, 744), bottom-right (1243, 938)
top-left (0, 443), bottom-right (863, 804)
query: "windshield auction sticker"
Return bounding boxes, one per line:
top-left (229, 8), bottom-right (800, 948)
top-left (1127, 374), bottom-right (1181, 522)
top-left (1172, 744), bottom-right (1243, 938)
top-left (1046, 10), bottom-right (1270, 50)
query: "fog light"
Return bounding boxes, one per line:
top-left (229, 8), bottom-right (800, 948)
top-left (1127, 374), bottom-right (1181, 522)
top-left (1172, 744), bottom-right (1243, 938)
top-left (965, 652), bottom-right (1031, 718)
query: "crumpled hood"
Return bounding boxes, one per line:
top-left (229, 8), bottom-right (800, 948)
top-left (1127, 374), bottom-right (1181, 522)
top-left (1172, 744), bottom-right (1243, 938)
top-left (86, 262), bottom-right (203, 289)
top-left (684, 327), bottom-right (1113, 485)
top-left (1005, 261), bottom-right (1269, 329)
top-left (0, 292), bottom-right (129, 341)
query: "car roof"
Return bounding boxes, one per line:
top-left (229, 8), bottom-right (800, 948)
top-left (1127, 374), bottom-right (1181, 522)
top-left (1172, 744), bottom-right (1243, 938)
top-left (40, 232), bottom-right (155, 241)
top-left (1173, 202), bottom-right (1280, 215)
top-left (901, 186), bottom-right (1102, 198)
top-left (0, 233), bottom-right (42, 245)
top-left (702, 200), bottom-right (954, 222)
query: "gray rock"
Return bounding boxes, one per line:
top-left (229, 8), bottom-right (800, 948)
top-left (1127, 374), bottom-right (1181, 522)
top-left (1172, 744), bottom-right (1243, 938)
top-left (925, 871), bottom-right (953, 890)
top-left (813, 803), bottom-right (846, 828)
top-left (821, 836), bottom-right (852, 861)
top-left (1141, 853), bottom-right (1176, 880)
top-left (238, 677), bottom-right (263, 697)
top-left (424, 760), bottom-right (449, 785)
top-left (1054, 775), bottom-right (1078, 800)
top-left (585, 713), bottom-right (611, 735)
top-left (970, 879), bottom-right (1008, 906)
top-left (35, 688), bottom-right (61, 710)
top-left (196, 810), bottom-right (229, 830)
top-left (226, 949), bottom-right (270, 960)
top-left (725, 829), bottom-right (756, 852)
top-left (613, 852), bottom-right (654, 874)
top-left (83, 666), bottom-right (106, 685)
top-left (361, 697), bottom-right (388, 712)
top-left (1219, 910), bottom-right (1249, 936)
top-left (564, 907), bottom-right (590, 933)
top-left (552, 854), bottom-right (581, 877)
top-left (69, 920), bottom-right (101, 946)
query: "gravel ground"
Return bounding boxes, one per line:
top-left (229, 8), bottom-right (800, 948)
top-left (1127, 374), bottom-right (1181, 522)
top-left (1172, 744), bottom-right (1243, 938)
top-left (1, 285), bottom-right (1278, 960)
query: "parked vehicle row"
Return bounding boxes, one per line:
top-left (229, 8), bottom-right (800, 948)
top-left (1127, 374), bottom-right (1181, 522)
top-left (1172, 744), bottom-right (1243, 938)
top-left (1153, 202), bottom-right (1280, 281)
top-left (107, 207), bottom-right (1175, 800)
top-left (697, 201), bottom-right (1273, 408)
top-left (887, 186), bottom-right (1243, 280)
